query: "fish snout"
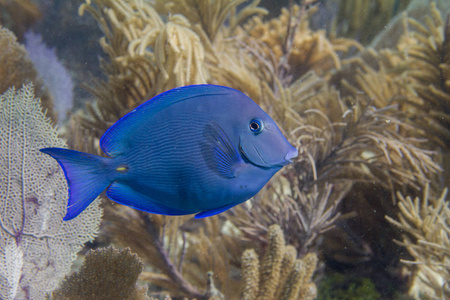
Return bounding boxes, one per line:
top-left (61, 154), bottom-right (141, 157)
top-left (283, 146), bottom-right (298, 165)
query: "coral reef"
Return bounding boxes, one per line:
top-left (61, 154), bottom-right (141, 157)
top-left (0, 0), bottom-right (446, 298)
top-left (65, 0), bottom-right (450, 298)
top-left (0, 84), bottom-right (101, 299)
top-left (52, 247), bottom-right (149, 300)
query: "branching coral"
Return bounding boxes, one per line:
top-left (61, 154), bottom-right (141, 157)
top-left (230, 177), bottom-right (347, 255)
top-left (337, 3), bottom-right (450, 149)
top-left (241, 225), bottom-right (318, 300)
top-left (313, 2), bottom-right (450, 294)
top-left (386, 185), bottom-right (450, 299)
top-left (397, 4), bottom-right (450, 147)
top-left (244, 4), bottom-right (346, 82)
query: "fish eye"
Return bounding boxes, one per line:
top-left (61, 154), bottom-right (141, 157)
top-left (249, 118), bottom-right (264, 134)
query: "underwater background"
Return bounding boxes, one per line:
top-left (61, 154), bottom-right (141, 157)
top-left (0, 0), bottom-right (449, 299)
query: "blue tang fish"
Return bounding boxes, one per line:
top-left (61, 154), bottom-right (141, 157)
top-left (40, 85), bottom-right (298, 220)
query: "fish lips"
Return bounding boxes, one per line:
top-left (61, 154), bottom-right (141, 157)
top-left (283, 147), bottom-right (299, 165)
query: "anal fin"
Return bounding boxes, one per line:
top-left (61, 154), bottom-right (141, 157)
top-left (106, 183), bottom-right (190, 216)
top-left (194, 202), bottom-right (238, 219)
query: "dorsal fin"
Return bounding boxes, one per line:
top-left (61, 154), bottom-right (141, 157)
top-left (99, 85), bottom-right (234, 157)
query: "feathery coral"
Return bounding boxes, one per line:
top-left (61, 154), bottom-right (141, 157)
top-left (154, 0), bottom-right (268, 41)
top-left (386, 185), bottom-right (450, 299)
top-left (78, 0), bottom-right (210, 136)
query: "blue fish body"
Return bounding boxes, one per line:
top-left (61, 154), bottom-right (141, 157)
top-left (40, 85), bottom-right (298, 220)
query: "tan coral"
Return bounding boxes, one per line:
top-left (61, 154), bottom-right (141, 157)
top-left (341, 3), bottom-right (450, 148)
top-left (257, 224), bottom-right (285, 299)
top-left (52, 247), bottom-right (149, 300)
top-left (386, 184), bottom-right (450, 299)
top-left (154, 0), bottom-right (268, 41)
top-left (152, 15), bottom-right (208, 92)
top-left (241, 249), bottom-right (260, 300)
top-left (397, 3), bottom-right (450, 147)
top-left (244, 4), bottom-right (357, 81)
top-left (104, 205), bottom-right (243, 299)
top-left (240, 225), bottom-right (318, 300)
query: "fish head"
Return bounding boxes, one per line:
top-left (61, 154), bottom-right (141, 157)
top-left (238, 114), bottom-right (298, 168)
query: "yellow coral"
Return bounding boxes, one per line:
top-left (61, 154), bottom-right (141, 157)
top-left (241, 249), bottom-right (260, 300)
top-left (240, 225), bottom-right (318, 300)
top-left (258, 225), bottom-right (285, 299)
top-left (152, 15), bottom-right (207, 92)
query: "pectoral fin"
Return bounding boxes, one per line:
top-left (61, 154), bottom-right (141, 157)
top-left (202, 121), bottom-right (245, 179)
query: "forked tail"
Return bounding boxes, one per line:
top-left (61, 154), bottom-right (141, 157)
top-left (40, 148), bottom-right (112, 220)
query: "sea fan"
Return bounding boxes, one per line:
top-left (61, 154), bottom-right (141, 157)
top-left (0, 84), bottom-right (101, 299)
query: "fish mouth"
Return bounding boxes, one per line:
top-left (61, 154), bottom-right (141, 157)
top-left (283, 147), bottom-right (298, 164)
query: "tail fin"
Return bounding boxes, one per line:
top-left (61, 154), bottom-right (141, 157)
top-left (40, 148), bottom-right (111, 220)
